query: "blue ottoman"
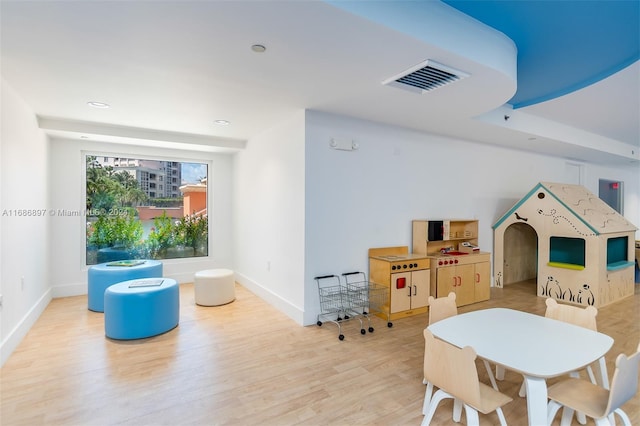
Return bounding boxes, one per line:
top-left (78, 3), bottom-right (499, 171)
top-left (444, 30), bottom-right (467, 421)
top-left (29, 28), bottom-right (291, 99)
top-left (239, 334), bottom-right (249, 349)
top-left (87, 260), bottom-right (163, 312)
top-left (104, 278), bottom-right (179, 340)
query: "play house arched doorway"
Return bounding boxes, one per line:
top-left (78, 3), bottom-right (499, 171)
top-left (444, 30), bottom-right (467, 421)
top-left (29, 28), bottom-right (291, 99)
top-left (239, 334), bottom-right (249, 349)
top-left (502, 222), bottom-right (538, 286)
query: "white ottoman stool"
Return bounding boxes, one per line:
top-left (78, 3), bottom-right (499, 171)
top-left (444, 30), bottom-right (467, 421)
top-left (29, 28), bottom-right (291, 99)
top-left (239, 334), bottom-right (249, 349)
top-left (194, 269), bottom-right (235, 306)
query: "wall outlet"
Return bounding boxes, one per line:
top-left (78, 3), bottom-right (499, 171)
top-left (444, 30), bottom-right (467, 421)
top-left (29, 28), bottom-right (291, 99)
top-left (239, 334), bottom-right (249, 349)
top-left (267, 261), bottom-right (271, 271)
top-left (21, 276), bottom-right (25, 290)
top-left (0, 294), bottom-right (3, 307)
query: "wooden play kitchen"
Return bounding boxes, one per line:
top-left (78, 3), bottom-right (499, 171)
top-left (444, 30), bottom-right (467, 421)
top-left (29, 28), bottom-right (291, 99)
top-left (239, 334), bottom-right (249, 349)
top-left (369, 246), bottom-right (431, 321)
top-left (369, 219), bottom-right (491, 320)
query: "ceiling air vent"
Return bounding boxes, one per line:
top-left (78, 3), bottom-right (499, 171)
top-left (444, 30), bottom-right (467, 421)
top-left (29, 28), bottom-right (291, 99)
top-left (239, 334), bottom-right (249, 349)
top-left (382, 60), bottom-right (469, 94)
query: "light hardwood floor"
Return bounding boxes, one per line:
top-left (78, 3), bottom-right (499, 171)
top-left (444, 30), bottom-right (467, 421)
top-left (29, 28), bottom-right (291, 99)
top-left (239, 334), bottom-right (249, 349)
top-left (1, 280), bottom-right (638, 425)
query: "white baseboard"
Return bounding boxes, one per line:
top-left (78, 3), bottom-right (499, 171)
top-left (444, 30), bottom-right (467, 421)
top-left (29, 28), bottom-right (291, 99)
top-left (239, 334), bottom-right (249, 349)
top-left (51, 282), bottom-right (86, 298)
top-left (234, 272), bottom-right (304, 325)
top-left (165, 271), bottom-right (199, 284)
top-left (49, 269), bottom-right (211, 299)
top-left (1, 288), bottom-right (52, 367)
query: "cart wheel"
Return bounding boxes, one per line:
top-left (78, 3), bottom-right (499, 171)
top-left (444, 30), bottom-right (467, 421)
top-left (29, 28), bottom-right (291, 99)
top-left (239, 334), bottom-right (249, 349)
top-left (368, 327), bottom-right (374, 333)
top-left (317, 321), bottom-right (322, 327)
top-left (337, 316), bottom-right (342, 321)
top-left (387, 322), bottom-right (393, 328)
top-left (339, 334), bottom-right (345, 341)
top-left (360, 328), bottom-right (366, 335)
top-left (344, 315), bottom-right (350, 319)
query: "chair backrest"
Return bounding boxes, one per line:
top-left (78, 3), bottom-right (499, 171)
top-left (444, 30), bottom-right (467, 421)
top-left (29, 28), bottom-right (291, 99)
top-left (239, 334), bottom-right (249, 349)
top-left (545, 298), bottom-right (598, 331)
top-left (423, 329), bottom-right (481, 408)
top-left (606, 342), bottom-right (640, 414)
top-left (428, 292), bottom-right (457, 325)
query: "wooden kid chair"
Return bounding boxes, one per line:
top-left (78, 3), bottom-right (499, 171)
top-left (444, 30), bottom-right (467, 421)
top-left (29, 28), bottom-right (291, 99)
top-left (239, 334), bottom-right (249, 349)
top-left (422, 329), bottom-right (512, 426)
top-left (423, 292), bottom-right (499, 418)
top-left (547, 341), bottom-right (640, 426)
top-left (427, 292), bottom-right (457, 325)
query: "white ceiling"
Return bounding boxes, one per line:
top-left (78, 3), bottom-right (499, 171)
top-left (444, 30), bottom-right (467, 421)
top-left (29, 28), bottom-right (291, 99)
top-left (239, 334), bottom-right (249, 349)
top-left (1, 1), bottom-right (638, 165)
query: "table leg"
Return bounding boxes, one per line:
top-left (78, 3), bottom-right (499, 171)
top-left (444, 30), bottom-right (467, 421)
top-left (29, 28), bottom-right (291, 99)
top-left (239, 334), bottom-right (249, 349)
top-left (523, 375), bottom-right (547, 426)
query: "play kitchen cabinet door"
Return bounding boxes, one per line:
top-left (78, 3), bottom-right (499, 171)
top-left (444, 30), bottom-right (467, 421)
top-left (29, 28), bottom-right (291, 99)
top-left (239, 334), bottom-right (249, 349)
top-left (473, 261), bottom-right (491, 302)
top-left (436, 263), bottom-right (475, 306)
top-left (390, 269), bottom-right (430, 314)
top-left (431, 253), bottom-right (491, 307)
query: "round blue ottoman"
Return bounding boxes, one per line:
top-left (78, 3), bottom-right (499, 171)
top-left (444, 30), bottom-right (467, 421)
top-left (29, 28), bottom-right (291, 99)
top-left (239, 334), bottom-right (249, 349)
top-left (87, 260), bottom-right (163, 312)
top-left (104, 278), bottom-right (179, 340)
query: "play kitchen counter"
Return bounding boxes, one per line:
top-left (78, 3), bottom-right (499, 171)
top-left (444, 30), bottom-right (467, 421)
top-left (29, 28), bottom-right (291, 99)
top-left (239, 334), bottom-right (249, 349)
top-left (413, 219), bottom-right (491, 307)
top-left (429, 251), bottom-right (491, 306)
top-left (369, 246), bottom-right (431, 320)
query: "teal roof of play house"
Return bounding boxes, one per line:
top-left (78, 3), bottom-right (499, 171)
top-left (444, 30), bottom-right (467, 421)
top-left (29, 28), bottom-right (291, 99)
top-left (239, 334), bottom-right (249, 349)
top-left (493, 182), bottom-right (637, 235)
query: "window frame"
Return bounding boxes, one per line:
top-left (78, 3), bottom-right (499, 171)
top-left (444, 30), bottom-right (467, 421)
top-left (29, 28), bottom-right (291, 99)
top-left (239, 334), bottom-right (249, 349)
top-left (82, 150), bottom-right (212, 266)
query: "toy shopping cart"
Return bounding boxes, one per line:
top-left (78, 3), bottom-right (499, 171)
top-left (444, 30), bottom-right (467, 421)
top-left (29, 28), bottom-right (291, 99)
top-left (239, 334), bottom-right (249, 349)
top-left (315, 274), bottom-right (365, 340)
top-left (342, 271), bottom-right (392, 330)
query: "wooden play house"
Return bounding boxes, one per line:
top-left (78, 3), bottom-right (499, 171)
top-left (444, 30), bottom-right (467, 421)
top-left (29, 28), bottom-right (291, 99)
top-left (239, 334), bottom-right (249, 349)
top-left (493, 182), bottom-right (637, 307)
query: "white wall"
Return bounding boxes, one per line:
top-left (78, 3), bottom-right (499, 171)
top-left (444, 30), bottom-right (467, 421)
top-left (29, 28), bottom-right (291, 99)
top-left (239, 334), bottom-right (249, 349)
top-left (303, 110), bottom-right (639, 325)
top-left (48, 140), bottom-right (234, 297)
top-left (0, 79), bottom-right (51, 365)
top-left (233, 110), bottom-right (306, 324)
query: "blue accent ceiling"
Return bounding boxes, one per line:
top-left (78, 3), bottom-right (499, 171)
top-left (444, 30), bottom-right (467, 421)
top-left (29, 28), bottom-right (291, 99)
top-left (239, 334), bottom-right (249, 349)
top-left (442, 0), bottom-right (640, 108)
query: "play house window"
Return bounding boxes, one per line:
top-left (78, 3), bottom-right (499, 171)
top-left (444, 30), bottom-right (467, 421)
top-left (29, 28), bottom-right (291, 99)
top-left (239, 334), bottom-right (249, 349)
top-left (548, 237), bottom-right (586, 270)
top-left (606, 236), bottom-right (632, 271)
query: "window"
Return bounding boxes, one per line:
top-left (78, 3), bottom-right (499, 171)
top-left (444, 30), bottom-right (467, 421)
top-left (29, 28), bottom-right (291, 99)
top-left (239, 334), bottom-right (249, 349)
top-left (549, 236), bottom-right (585, 270)
top-left (606, 236), bottom-right (630, 270)
top-left (85, 154), bottom-right (208, 265)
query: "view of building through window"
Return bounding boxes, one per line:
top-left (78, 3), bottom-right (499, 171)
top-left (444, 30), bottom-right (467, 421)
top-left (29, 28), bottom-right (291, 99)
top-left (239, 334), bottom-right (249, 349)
top-left (85, 155), bottom-right (208, 265)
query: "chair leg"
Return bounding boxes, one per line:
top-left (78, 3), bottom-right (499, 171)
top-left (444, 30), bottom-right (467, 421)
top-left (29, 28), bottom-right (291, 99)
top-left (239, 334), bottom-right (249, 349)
top-left (597, 356), bottom-right (610, 389)
top-left (422, 390), bottom-right (452, 426)
top-left (567, 371), bottom-right (587, 424)
top-left (453, 398), bottom-right (463, 422)
top-left (422, 382), bottom-right (434, 415)
top-left (463, 405), bottom-right (480, 426)
top-left (547, 400), bottom-right (563, 426)
top-left (613, 408), bottom-right (632, 426)
top-left (576, 411), bottom-right (587, 424)
top-left (495, 364), bottom-right (505, 380)
top-left (496, 407), bottom-right (508, 426)
top-left (518, 379), bottom-right (527, 397)
top-left (560, 407), bottom-right (576, 426)
top-left (594, 418), bottom-right (612, 426)
top-left (482, 359), bottom-right (499, 390)
top-left (586, 365), bottom-right (597, 384)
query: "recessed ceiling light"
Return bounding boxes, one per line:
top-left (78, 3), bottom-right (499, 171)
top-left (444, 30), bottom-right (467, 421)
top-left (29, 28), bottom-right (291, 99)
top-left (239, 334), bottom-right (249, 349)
top-left (87, 101), bottom-right (110, 108)
top-left (251, 44), bottom-right (266, 53)
top-left (214, 120), bottom-right (230, 126)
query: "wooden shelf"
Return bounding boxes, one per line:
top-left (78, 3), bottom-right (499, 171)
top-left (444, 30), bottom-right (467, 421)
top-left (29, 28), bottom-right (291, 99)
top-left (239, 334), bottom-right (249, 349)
top-left (412, 219), bottom-right (480, 256)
